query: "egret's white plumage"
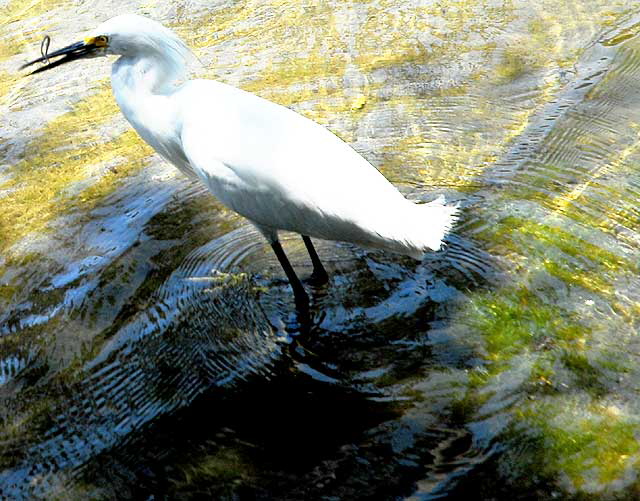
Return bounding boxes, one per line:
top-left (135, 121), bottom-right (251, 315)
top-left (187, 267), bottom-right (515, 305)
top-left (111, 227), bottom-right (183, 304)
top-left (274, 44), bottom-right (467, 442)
top-left (23, 14), bottom-right (458, 304)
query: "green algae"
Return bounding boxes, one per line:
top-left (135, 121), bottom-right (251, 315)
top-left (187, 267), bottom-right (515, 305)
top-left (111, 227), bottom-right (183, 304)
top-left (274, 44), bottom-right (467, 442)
top-left (543, 260), bottom-right (613, 296)
top-left (0, 70), bottom-right (21, 108)
top-left (492, 13), bottom-right (571, 84)
top-left (560, 350), bottom-right (607, 396)
top-left (226, 2), bottom-right (353, 125)
top-left (353, 2), bottom-right (590, 188)
top-left (456, 280), bottom-right (637, 491)
top-left (602, 22), bottom-right (640, 46)
top-left (463, 286), bottom-right (585, 365)
top-left (515, 400), bottom-right (640, 489)
top-left (166, 443), bottom-right (255, 497)
top-left (475, 216), bottom-right (635, 297)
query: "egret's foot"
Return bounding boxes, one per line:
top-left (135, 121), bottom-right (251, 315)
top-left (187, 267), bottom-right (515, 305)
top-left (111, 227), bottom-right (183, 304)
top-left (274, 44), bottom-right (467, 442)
top-left (302, 235), bottom-right (329, 286)
top-left (306, 268), bottom-right (329, 286)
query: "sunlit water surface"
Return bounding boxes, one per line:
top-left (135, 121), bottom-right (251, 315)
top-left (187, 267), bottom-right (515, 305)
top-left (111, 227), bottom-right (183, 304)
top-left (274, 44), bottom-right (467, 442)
top-left (2, 1), bottom-right (640, 499)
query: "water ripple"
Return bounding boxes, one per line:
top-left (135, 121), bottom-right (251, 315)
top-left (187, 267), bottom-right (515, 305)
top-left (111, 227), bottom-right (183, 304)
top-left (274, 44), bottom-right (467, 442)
top-left (0, 229), bottom-right (280, 498)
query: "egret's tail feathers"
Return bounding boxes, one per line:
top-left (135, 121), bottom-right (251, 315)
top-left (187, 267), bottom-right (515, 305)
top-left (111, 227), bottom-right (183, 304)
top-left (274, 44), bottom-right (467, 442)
top-left (388, 196), bottom-right (459, 259)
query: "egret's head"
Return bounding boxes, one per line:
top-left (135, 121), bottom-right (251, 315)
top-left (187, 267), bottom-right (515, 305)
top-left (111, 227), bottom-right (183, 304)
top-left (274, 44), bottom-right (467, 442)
top-left (21, 14), bottom-right (193, 77)
top-left (92, 15), bottom-right (191, 59)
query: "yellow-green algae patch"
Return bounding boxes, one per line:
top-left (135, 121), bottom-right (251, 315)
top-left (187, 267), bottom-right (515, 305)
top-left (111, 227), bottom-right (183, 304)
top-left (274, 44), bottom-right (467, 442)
top-left (508, 217), bottom-right (632, 272)
top-left (353, 0), bottom-right (510, 71)
top-left (602, 21), bottom-right (640, 47)
top-left (453, 279), bottom-right (638, 489)
top-left (0, 81), bottom-right (153, 261)
top-left (462, 286), bottom-right (584, 369)
top-left (0, 0), bottom-right (67, 59)
top-left (516, 400), bottom-right (640, 488)
top-left (166, 0), bottom-right (633, 197)
top-left (355, 1), bottom-right (591, 187)
top-left (167, 445), bottom-right (255, 497)
top-left (474, 216), bottom-right (635, 299)
top-left (169, 2), bottom-right (367, 136)
top-left (0, 0), bottom-right (70, 102)
top-left (238, 6), bottom-right (350, 110)
top-left (0, 70), bottom-right (22, 108)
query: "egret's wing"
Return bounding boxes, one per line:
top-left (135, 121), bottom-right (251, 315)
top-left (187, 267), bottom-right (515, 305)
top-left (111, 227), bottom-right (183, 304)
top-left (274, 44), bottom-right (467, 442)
top-left (178, 80), bottom-right (456, 255)
top-left (178, 80), bottom-right (406, 233)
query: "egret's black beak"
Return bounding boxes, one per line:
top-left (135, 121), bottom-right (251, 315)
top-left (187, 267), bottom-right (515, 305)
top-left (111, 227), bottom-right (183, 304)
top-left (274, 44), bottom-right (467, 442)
top-left (20, 40), bottom-right (99, 75)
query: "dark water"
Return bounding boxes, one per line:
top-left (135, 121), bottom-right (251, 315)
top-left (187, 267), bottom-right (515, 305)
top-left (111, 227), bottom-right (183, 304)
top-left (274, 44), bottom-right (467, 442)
top-left (3, 2), bottom-right (640, 499)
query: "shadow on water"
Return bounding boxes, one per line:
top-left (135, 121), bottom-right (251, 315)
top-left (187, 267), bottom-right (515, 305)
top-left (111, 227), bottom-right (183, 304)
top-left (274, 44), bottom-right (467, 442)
top-left (0, 222), bottom-right (280, 495)
top-left (0, 198), bottom-right (498, 499)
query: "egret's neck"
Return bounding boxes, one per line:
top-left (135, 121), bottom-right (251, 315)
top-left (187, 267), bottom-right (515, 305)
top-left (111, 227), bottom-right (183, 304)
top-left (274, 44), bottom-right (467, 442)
top-left (112, 53), bottom-right (181, 97)
top-left (110, 54), bottom-right (175, 145)
top-left (110, 54), bottom-right (193, 176)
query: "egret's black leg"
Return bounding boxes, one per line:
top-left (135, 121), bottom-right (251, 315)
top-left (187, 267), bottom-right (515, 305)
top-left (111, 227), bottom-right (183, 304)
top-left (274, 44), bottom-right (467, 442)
top-left (270, 240), bottom-right (309, 311)
top-left (302, 235), bottom-right (329, 285)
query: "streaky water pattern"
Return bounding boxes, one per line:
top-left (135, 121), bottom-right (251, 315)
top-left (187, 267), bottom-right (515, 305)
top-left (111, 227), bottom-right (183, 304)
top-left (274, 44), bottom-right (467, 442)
top-left (2, 1), bottom-right (640, 499)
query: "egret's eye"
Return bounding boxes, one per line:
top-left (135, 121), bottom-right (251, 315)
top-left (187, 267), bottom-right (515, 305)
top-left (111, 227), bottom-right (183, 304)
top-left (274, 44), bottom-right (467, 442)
top-left (94, 35), bottom-right (109, 47)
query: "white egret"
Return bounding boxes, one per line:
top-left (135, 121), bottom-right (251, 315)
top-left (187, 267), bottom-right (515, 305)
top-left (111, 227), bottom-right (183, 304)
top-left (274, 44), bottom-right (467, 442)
top-left (21, 14), bottom-right (458, 310)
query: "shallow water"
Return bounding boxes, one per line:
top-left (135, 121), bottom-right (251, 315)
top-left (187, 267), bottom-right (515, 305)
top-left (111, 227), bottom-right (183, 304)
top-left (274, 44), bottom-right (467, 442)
top-left (2, 1), bottom-right (640, 499)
